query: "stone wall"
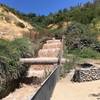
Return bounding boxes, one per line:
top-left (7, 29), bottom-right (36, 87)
top-left (72, 67), bottom-right (100, 82)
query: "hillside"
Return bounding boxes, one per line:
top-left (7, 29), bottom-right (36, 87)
top-left (0, 5), bottom-right (37, 40)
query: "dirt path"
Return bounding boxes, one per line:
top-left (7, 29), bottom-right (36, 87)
top-left (51, 72), bottom-right (100, 100)
top-left (3, 84), bottom-right (39, 100)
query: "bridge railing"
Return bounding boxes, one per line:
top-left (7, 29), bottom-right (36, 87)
top-left (30, 65), bottom-right (60, 100)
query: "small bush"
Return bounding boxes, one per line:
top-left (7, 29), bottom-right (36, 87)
top-left (80, 48), bottom-right (100, 58)
top-left (70, 48), bottom-right (100, 59)
top-left (60, 54), bottom-right (79, 77)
top-left (0, 37), bottom-right (34, 98)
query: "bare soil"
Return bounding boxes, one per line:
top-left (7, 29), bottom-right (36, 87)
top-left (51, 71), bottom-right (100, 100)
top-left (3, 84), bottom-right (40, 100)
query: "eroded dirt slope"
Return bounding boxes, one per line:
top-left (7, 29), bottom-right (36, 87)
top-left (0, 6), bottom-right (37, 40)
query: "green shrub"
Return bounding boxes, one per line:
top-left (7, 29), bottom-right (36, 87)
top-left (80, 48), bottom-right (100, 58)
top-left (0, 37), bottom-right (34, 98)
top-left (70, 48), bottom-right (100, 59)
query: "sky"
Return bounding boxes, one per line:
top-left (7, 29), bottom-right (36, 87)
top-left (0, 0), bottom-right (92, 15)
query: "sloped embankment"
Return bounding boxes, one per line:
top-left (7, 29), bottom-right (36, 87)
top-left (0, 6), bottom-right (38, 41)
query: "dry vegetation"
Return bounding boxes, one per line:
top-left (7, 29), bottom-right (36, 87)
top-left (0, 6), bottom-right (37, 41)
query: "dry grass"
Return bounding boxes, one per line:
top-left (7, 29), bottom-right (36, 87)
top-left (0, 6), bottom-right (36, 41)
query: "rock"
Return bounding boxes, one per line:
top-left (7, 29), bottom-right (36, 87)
top-left (72, 67), bottom-right (100, 82)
